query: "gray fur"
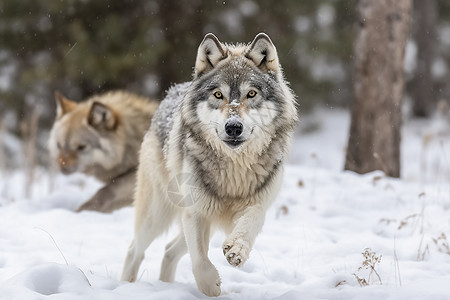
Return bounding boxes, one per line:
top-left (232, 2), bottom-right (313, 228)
top-left (155, 58), bottom-right (294, 200)
top-left (152, 82), bottom-right (191, 151)
top-left (121, 33), bottom-right (298, 297)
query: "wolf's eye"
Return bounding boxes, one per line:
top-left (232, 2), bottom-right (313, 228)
top-left (77, 144), bottom-right (86, 151)
top-left (213, 91), bottom-right (223, 99)
top-left (247, 90), bottom-right (257, 98)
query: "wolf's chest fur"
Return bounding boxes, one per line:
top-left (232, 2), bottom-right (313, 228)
top-left (184, 134), bottom-right (282, 202)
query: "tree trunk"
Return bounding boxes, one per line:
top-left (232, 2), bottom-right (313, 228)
top-left (411, 0), bottom-right (437, 117)
top-left (345, 0), bottom-right (412, 178)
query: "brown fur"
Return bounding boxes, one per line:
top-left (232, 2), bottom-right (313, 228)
top-left (49, 90), bottom-right (159, 212)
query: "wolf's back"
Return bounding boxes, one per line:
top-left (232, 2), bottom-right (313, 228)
top-left (152, 82), bottom-right (191, 149)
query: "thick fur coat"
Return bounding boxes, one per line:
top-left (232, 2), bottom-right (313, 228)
top-left (48, 91), bottom-right (159, 212)
top-left (121, 33), bottom-right (298, 296)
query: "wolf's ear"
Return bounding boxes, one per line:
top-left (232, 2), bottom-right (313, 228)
top-left (194, 33), bottom-right (228, 78)
top-left (245, 33), bottom-right (280, 74)
top-left (55, 91), bottom-right (76, 118)
top-left (87, 102), bottom-right (118, 131)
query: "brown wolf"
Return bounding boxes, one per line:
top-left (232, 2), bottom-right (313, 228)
top-left (48, 91), bottom-right (159, 213)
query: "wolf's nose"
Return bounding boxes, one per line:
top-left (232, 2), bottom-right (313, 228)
top-left (225, 120), bottom-right (243, 138)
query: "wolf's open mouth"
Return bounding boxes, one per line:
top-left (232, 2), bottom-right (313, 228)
top-left (224, 139), bottom-right (244, 149)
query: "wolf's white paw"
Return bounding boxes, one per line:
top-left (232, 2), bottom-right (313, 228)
top-left (193, 261), bottom-right (221, 297)
top-left (222, 238), bottom-right (250, 267)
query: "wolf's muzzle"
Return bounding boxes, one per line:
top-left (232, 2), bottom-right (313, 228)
top-left (60, 164), bottom-right (77, 175)
top-left (225, 119), bottom-right (243, 138)
top-left (223, 119), bottom-right (245, 149)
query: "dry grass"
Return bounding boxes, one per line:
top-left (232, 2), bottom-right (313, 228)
top-left (35, 227), bottom-right (92, 287)
top-left (393, 238), bottom-right (402, 286)
top-left (433, 233), bottom-right (450, 255)
top-left (353, 248), bottom-right (382, 287)
top-left (276, 205), bottom-right (289, 219)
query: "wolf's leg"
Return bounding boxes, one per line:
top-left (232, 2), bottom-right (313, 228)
top-left (182, 211), bottom-right (221, 297)
top-left (121, 209), bottom-right (176, 282)
top-left (77, 170), bottom-right (136, 213)
top-left (121, 216), bottom-right (159, 282)
top-left (159, 231), bottom-right (187, 282)
top-left (121, 183), bottom-right (176, 282)
top-left (222, 204), bottom-right (266, 267)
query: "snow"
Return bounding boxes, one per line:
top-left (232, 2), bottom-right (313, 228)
top-left (1, 107), bottom-right (450, 299)
top-left (316, 4), bottom-right (335, 28)
top-left (294, 16), bottom-right (311, 34)
top-left (404, 40), bottom-right (417, 75)
top-left (309, 57), bottom-right (346, 82)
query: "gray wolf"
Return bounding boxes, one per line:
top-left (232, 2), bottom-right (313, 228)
top-left (48, 91), bottom-right (159, 213)
top-left (121, 33), bottom-right (298, 296)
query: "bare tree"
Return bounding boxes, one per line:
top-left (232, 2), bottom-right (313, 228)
top-left (345, 0), bottom-right (412, 178)
top-left (411, 0), bottom-right (437, 117)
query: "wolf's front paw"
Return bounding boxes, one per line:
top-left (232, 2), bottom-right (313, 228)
top-left (222, 237), bottom-right (250, 267)
top-left (193, 261), bottom-right (221, 297)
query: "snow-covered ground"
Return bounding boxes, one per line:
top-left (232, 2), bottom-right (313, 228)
top-left (1, 108), bottom-right (449, 299)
